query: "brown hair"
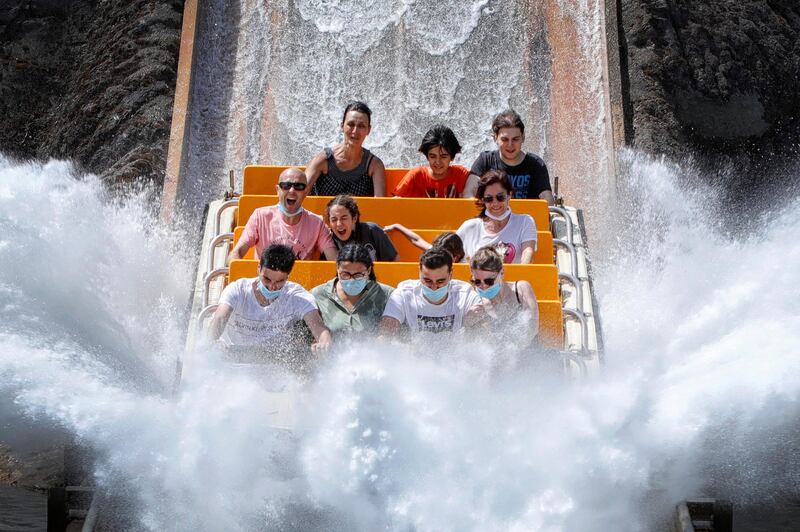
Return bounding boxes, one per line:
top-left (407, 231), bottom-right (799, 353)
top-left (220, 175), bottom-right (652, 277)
top-left (474, 169), bottom-right (513, 218)
top-left (470, 246), bottom-right (503, 272)
top-left (325, 194), bottom-right (360, 224)
top-left (431, 232), bottom-right (464, 263)
top-left (491, 109), bottom-right (525, 136)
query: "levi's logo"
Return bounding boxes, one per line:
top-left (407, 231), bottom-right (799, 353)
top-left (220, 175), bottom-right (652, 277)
top-left (416, 315), bottom-right (455, 333)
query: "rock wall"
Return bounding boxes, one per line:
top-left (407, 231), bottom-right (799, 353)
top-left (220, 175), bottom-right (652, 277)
top-left (0, 0), bottom-right (183, 188)
top-left (620, 0), bottom-right (800, 176)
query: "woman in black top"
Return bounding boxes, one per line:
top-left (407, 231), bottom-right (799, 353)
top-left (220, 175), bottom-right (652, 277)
top-left (324, 195), bottom-right (399, 262)
top-left (305, 101), bottom-right (387, 197)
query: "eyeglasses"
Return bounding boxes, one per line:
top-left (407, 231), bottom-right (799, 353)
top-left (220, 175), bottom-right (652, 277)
top-left (470, 276), bottom-right (499, 287)
top-left (339, 271), bottom-right (369, 280)
top-left (482, 192), bottom-right (508, 204)
top-left (278, 182), bottom-right (307, 191)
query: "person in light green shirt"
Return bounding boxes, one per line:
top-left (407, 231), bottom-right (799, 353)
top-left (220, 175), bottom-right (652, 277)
top-left (311, 242), bottom-right (393, 338)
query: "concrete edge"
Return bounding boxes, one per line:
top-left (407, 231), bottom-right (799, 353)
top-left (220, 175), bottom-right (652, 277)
top-left (160, 0), bottom-right (199, 222)
top-left (600, 0), bottom-right (630, 168)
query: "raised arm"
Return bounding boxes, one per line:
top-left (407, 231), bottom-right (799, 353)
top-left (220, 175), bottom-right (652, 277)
top-left (383, 223), bottom-right (432, 251)
top-left (207, 304), bottom-right (234, 342)
top-left (369, 156), bottom-right (386, 197)
top-left (305, 151), bottom-right (328, 191)
top-left (303, 309), bottom-right (333, 353)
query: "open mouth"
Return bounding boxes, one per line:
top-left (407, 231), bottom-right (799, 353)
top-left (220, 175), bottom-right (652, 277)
top-left (285, 197), bottom-right (297, 207)
top-left (335, 228), bottom-right (349, 238)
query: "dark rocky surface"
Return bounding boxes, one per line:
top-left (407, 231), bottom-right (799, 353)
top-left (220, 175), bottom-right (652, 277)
top-left (0, 0), bottom-right (183, 188)
top-left (619, 0), bottom-right (800, 189)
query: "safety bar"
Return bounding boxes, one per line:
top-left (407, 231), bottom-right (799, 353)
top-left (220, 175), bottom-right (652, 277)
top-left (202, 267), bottom-right (229, 307)
top-left (560, 350), bottom-right (588, 377)
top-left (558, 272), bottom-right (584, 312)
top-left (206, 232), bottom-right (234, 273)
top-left (553, 238), bottom-right (579, 278)
top-left (549, 206), bottom-right (574, 243)
top-left (562, 307), bottom-right (589, 354)
top-left (213, 199), bottom-right (239, 236)
top-left (196, 304), bottom-right (219, 333)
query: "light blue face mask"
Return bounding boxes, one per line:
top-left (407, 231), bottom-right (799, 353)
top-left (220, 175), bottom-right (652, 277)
top-left (422, 282), bottom-right (449, 303)
top-left (340, 278), bottom-right (368, 296)
top-left (277, 201), bottom-right (304, 217)
top-left (477, 280), bottom-right (502, 299)
top-left (258, 279), bottom-right (284, 300)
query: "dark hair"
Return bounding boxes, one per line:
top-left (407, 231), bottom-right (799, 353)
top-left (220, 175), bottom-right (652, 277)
top-left (431, 232), bottom-right (464, 263)
top-left (342, 101), bottom-right (372, 125)
top-left (418, 125), bottom-right (462, 158)
top-left (475, 169), bottom-right (514, 217)
top-left (420, 247), bottom-right (453, 272)
top-left (325, 195), bottom-right (360, 225)
top-left (260, 244), bottom-right (296, 273)
top-left (491, 109), bottom-right (525, 136)
top-left (336, 242), bottom-right (377, 281)
top-left (470, 246), bottom-right (504, 272)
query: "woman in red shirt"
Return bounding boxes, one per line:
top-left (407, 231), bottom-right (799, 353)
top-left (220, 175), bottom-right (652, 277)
top-left (392, 125), bottom-right (470, 198)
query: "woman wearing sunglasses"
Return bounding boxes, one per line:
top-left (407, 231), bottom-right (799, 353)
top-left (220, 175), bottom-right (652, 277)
top-left (305, 101), bottom-right (387, 197)
top-left (468, 246), bottom-right (539, 340)
top-left (456, 169), bottom-right (537, 263)
top-left (311, 242), bottom-right (393, 338)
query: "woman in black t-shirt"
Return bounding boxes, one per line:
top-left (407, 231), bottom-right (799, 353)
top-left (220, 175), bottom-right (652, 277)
top-left (324, 195), bottom-right (399, 262)
top-left (464, 109), bottom-right (554, 204)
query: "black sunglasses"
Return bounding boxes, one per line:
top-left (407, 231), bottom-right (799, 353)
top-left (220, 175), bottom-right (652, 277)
top-left (470, 276), bottom-right (498, 287)
top-left (482, 192), bottom-right (508, 204)
top-left (278, 182), bottom-right (307, 191)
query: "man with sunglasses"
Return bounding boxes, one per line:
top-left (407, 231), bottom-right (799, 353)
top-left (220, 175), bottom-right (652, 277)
top-left (228, 167), bottom-right (338, 263)
top-left (379, 247), bottom-right (480, 336)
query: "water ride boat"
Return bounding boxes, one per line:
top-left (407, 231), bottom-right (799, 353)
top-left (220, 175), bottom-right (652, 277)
top-left (183, 165), bottom-right (603, 382)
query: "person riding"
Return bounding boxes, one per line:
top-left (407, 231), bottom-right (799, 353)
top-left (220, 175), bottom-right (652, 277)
top-left (467, 246), bottom-right (539, 343)
top-left (311, 243), bottom-right (394, 339)
top-left (463, 109), bottom-right (553, 204)
top-left (393, 125), bottom-right (470, 198)
top-left (382, 225), bottom-right (465, 262)
top-left (379, 247), bottom-right (480, 336)
top-left (325, 195), bottom-right (399, 261)
top-left (209, 244), bottom-right (332, 353)
top-left (305, 101), bottom-right (387, 197)
top-left (456, 169), bottom-right (537, 264)
top-left (228, 167), bottom-right (337, 262)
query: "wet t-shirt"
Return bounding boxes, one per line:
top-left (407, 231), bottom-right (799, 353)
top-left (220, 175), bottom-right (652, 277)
top-left (382, 279), bottom-right (480, 334)
top-left (470, 150), bottom-right (551, 199)
top-left (217, 278), bottom-right (317, 347)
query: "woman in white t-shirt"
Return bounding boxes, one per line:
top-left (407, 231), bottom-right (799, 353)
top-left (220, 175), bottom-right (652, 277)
top-left (456, 169), bottom-right (537, 264)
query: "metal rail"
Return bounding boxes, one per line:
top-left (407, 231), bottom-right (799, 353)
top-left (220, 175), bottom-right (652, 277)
top-left (562, 307), bottom-right (589, 354)
top-left (558, 272), bottom-right (584, 312)
top-left (196, 304), bottom-right (219, 332)
top-left (553, 238), bottom-right (579, 279)
top-left (202, 267), bottom-right (229, 307)
top-left (549, 206), bottom-right (574, 243)
top-left (206, 232), bottom-right (233, 273)
top-left (561, 350), bottom-right (588, 377)
top-left (213, 199), bottom-right (239, 236)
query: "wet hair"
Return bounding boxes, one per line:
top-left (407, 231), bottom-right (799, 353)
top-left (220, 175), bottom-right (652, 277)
top-left (342, 101), bottom-right (372, 125)
top-left (475, 169), bottom-right (514, 218)
top-left (470, 246), bottom-right (504, 272)
top-left (325, 194), bottom-right (360, 225)
top-left (431, 232), bottom-right (464, 263)
top-left (491, 109), bottom-right (525, 137)
top-left (336, 242), bottom-right (377, 281)
top-left (260, 244), bottom-right (296, 273)
top-left (418, 125), bottom-right (462, 159)
top-left (419, 247), bottom-right (453, 272)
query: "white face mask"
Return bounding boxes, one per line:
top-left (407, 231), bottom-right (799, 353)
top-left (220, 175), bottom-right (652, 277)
top-left (485, 207), bottom-right (512, 221)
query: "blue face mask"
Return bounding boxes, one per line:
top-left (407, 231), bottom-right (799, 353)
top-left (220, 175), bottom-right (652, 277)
top-left (340, 278), bottom-right (368, 296)
top-left (258, 279), bottom-right (284, 300)
top-left (277, 201), bottom-right (304, 217)
top-left (422, 282), bottom-right (449, 303)
top-left (477, 281), bottom-right (502, 299)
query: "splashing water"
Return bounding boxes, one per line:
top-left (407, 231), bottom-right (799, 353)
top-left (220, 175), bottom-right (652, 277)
top-left (2, 152), bottom-right (799, 529)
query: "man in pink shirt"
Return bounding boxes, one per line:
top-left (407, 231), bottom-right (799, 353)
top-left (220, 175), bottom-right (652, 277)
top-left (228, 167), bottom-right (338, 262)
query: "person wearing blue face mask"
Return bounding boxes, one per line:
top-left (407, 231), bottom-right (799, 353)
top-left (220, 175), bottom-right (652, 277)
top-left (380, 247), bottom-right (481, 336)
top-left (209, 244), bottom-right (332, 354)
top-left (311, 243), bottom-right (393, 339)
top-left (467, 246), bottom-right (539, 345)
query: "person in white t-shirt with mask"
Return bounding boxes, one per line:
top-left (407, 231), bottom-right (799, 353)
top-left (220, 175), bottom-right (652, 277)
top-left (208, 244), bottom-right (332, 353)
top-left (456, 169), bottom-right (537, 264)
top-left (379, 247), bottom-right (481, 336)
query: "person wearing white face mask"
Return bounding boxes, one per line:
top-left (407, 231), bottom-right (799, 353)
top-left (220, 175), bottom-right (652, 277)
top-left (456, 169), bottom-right (538, 264)
top-left (209, 244), bottom-right (332, 353)
top-left (228, 167), bottom-right (338, 263)
top-left (311, 242), bottom-right (393, 339)
top-left (379, 247), bottom-right (481, 336)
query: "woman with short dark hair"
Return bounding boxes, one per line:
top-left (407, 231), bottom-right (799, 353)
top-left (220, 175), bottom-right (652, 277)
top-left (392, 124), bottom-right (470, 198)
top-left (311, 243), bottom-right (393, 338)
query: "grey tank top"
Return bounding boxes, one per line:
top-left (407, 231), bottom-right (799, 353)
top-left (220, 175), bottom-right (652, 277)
top-left (312, 147), bottom-right (375, 196)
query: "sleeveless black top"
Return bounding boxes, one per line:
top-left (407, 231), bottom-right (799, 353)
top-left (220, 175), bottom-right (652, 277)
top-left (313, 147), bottom-right (375, 196)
